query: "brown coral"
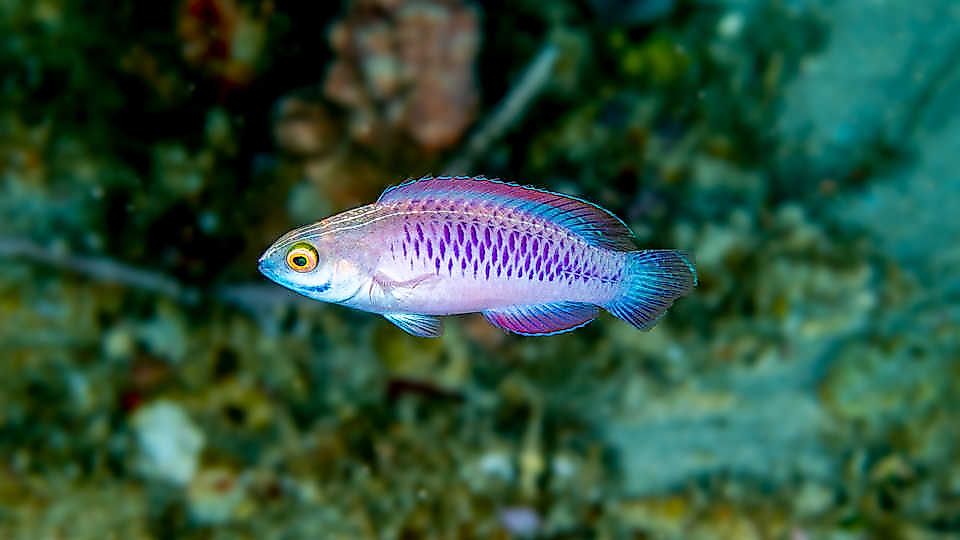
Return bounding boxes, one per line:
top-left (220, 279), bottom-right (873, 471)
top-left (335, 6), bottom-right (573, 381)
top-left (177, 0), bottom-right (269, 88)
top-left (272, 93), bottom-right (341, 158)
top-left (324, 0), bottom-right (481, 152)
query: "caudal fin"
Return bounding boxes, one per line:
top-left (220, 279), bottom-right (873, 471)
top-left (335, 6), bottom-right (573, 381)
top-left (605, 250), bottom-right (697, 330)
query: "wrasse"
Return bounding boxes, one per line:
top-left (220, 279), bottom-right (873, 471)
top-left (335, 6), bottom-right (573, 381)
top-left (258, 176), bottom-right (696, 337)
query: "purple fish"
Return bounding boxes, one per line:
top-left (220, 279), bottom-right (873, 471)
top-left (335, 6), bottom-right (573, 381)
top-left (258, 176), bottom-right (696, 337)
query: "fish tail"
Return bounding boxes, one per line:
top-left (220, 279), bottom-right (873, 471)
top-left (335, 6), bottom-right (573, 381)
top-left (604, 250), bottom-right (697, 330)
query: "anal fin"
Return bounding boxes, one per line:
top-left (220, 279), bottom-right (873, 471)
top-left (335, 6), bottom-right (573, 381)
top-left (483, 302), bottom-right (599, 336)
top-left (384, 313), bottom-right (443, 338)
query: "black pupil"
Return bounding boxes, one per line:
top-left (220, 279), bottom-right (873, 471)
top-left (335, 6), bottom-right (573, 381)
top-left (293, 255), bottom-right (308, 267)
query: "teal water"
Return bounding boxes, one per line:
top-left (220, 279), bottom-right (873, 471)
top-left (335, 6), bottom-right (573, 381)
top-left (1, 1), bottom-right (957, 538)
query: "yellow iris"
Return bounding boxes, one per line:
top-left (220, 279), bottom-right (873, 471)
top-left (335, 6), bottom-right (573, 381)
top-left (286, 242), bottom-right (318, 272)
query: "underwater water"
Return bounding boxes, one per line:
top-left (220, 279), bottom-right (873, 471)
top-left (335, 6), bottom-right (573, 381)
top-left (1, 0), bottom-right (958, 538)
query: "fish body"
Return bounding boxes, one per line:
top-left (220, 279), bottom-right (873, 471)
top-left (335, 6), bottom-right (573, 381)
top-left (258, 176), bottom-right (696, 337)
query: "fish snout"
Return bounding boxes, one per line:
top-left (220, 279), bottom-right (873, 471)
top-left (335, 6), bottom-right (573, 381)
top-left (257, 252), bottom-right (272, 277)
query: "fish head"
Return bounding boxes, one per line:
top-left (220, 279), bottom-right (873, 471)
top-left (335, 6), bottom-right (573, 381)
top-left (258, 225), bottom-right (364, 304)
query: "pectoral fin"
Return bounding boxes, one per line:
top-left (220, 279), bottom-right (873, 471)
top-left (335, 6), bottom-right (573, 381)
top-left (383, 313), bottom-right (443, 338)
top-left (371, 272), bottom-right (440, 303)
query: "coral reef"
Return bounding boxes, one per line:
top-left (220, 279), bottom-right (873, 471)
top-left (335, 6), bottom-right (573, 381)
top-left (324, 0), bottom-right (481, 152)
top-left (1, 0), bottom-right (959, 538)
top-left (270, 91), bottom-right (391, 216)
top-left (178, 0), bottom-right (270, 88)
top-left (132, 400), bottom-right (206, 486)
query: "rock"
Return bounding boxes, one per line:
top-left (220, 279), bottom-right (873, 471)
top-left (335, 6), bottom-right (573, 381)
top-left (187, 467), bottom-right (248, 525)
top-left (324, 0), bottom-right (480, 151)
top-left (792, 481), bottom-right (834, 519)
top-left (603, 359), bottom-right (833, 496)
top-left (613, 495), bottom-right (692, 536)
top-left (837, 55), bottom-right (960, 277)
top-left (799, 1), bottom-right (960, 277)
top-left (588, 0), bottom-right (675, 25)
top-left (777, 1), bottom-right (960, 186)
top-left (131, 400), bottom-right (205, 486)
top-left (498, 506), bottom-right (541, 537)
top-left (604, 0), bottom-right (960, 498)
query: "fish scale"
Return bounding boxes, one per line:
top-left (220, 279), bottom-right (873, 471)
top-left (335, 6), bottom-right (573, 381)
top-left (380, 198), bottom-right (621, 308)
top-left (258, 176), bottom-right (697, 337)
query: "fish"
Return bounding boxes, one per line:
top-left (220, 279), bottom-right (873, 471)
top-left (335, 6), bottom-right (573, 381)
top-left (258, 176), bottom-right (697, 338)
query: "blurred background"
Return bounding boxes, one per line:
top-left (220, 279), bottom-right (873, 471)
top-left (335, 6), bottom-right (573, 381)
top-left (1, 0), bottom-right (958, 538)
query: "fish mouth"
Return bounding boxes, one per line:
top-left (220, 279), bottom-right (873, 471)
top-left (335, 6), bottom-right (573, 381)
top-left (257, 255), bottom-right (282, 285)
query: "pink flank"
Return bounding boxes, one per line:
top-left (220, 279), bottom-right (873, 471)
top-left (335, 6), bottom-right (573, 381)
top-left (349, 197), bottom-right (628, 316)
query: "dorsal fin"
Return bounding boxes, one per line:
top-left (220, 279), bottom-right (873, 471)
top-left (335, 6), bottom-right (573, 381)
top-left (377, 176), bottom-right (641, 251)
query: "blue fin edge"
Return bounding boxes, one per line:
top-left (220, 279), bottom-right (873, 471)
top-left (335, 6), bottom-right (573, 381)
top-left (605, 250), bottom-right (697, 331)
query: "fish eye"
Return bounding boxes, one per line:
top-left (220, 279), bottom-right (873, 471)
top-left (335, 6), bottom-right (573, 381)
top-left (286, 243), bottom-right (318, 272)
